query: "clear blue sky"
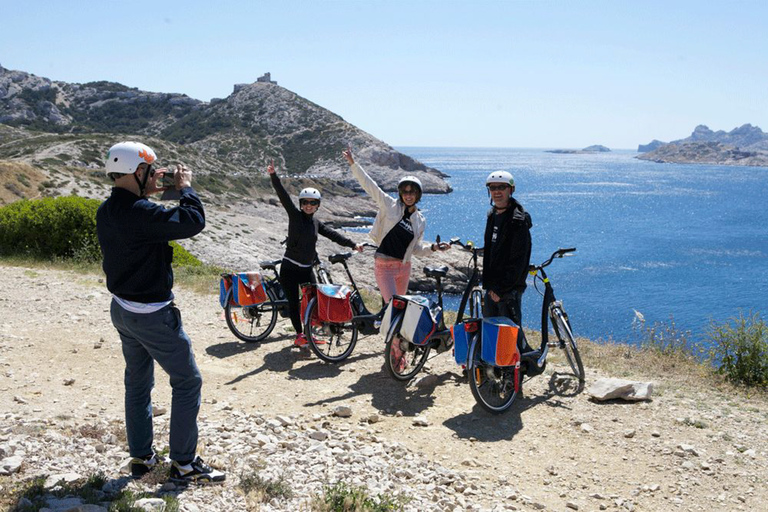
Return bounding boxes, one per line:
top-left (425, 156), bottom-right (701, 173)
top-left (2, 0), bottom-right (767, 149)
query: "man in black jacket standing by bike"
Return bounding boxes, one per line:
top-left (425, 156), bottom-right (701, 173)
top-left (482, 170), bottom-right (533, 350)
top-left (97, 141), bottom-right (224, 483)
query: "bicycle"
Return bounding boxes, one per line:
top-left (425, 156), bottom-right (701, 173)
top-left (302, 243), bottom-right (381, 363)
top-left (382, 237), bottom-right (477, 381)
top-left (223, 257), bottom-right (332, 343)
top-left (461, 247), bottom-right (583, 414)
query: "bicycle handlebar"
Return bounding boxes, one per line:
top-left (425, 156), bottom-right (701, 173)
top-left (531, 247), bottom-right (577, 271)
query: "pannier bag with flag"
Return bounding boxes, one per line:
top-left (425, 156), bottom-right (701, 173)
top-left (451, 321), bottom-right (471, 365)
top-left (231, 272), bottom-right (268, 306)
top-left (316, 284), bottom-right (354, 323)
top-left (481, 317), bottom-right (521, 367)
top-left (219, 274), bottom-right (235, 308)
top-left (396, 295), bottom-right (442, 346)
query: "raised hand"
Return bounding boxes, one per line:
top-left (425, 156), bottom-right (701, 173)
top-left (342, 146), bottom-right (355, 166)
top-left (266, 159), bottom-right (276, 175)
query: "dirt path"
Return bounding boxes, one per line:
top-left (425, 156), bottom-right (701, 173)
top-left (1, 264), bottom-right (766, 511)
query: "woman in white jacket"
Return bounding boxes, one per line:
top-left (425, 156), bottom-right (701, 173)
top-left (343, 148), bottom-right (449, 306)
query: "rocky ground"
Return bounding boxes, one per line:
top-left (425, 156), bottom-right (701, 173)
top-left (1, 199), bottom-right (767, 511)
top-left (0, 258), bottom-right (767, 511)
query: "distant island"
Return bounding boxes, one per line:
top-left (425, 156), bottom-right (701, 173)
top-left (637, 124), bottom-right (768, 167)
top-left (545, 145), bottom-right (611, 154)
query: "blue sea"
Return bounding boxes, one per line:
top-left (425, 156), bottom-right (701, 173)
top-left (389, 147), bottom-right (768, 345)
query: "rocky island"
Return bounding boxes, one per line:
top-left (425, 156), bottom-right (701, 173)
top-left (545, 144), bottom-right (611, 154)
top-left (637, 124), bottom-right (768, 167)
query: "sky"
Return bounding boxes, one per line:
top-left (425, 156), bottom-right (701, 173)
top-left (2, 0), bottom-right (767, 149)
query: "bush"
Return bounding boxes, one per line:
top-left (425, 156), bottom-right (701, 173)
top-left (708, 312), bottom-right (768, 388)
top-left (0, 196), bottom-right (202, 267)
top-left (311, 482), bottom-right (408, 512)
top-left (0, 196), bottom-right (101, 261)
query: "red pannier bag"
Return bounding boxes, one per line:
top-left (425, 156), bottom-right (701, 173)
top-left (300, 283), bottom-right (319, 326)
top-left (231, 272), bottom-right (268, 306)
top-left (316, 284), bottom-right (354, 323)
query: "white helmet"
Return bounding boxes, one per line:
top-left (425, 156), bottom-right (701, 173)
top-left (398, 175), bottom-right (423, 193)
top-left (486, 170), bottom-right (515, 187)
top-left (105, 141), bottom-right (157, 176)
top-left (299, 187), bottom-right (322, 201)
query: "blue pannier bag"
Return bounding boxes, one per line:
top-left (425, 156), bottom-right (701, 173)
top-left (451, 322), bottom-right (470, 365)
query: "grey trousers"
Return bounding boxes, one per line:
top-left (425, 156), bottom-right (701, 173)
top-left (110, 300), bottom-right (201, 462)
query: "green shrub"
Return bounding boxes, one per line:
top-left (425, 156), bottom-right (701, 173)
top-left (0, 196), bottom-right (101, 261)
top-left (0, 197), bottom-right (202, 267)
top-left (708, 312), bottom-right (768, 388)
top-left (311, 482), bottom-right (408, 512)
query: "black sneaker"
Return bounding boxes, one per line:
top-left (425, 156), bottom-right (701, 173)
top-left (129, 452), bottom-right (165, 478)
top-left (170, 456), bottom-right (226, 484)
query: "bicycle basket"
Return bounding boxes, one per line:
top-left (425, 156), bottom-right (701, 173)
top-left (232, 272), bottom-right (268, 306)
top-left (316, 284), bottom-right (354, 323)
top-left (398, 295), bottom-right (441, 346)
top-left (481, 317), bottom-right (521, 367)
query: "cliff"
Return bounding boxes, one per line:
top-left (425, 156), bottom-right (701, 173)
top-left (637, 124), bottom-right (768, 166)
top-left (0, 64), bottom-right (451, 202)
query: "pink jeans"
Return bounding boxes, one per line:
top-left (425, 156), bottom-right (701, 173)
top-left (374, 257), bottom-right (412, 304)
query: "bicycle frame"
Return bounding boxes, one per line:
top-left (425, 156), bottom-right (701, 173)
top-left (325, 245), bottom-right (380, 335)
top-left (528, 247), bottom-right (576, 371)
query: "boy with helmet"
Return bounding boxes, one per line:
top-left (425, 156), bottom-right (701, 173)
top-left (266, 161), bottom-right (363, 346)
top-left (483, 170), bottom-right (533, 350)
top-left (97, 141), bottom-right (225, 483)
top-left (342, 148), bottom-right (448, 305)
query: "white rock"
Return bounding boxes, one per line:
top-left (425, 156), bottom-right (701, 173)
top-left (0, 455), bottom-right (23, 475)
top-left (45, 472), bottom-right (83, 488)
top-left (135, 498), bottom-right (167, 511)
top-left (580, 423), bottom-right (593, 433)
top-left (588, 378), bottom-right (653, 401)
top-left (413, 416), bottom-right (430, 427)
top-left (152, 405), bottom-right (167, 416)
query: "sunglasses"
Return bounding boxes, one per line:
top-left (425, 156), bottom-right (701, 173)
top-left (488, 184), bottom-right (510, 191)
top-left (399, 188), bottom-right (418, 196)
top-left (300, 200), bottom-right (320, 206)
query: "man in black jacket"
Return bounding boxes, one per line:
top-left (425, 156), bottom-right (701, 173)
top-left (97, 141), bottom-right (224, 483)
top-left (482, 170), bottom-right (533, 350)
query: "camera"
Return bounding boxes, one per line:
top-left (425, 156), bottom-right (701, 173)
top-left (160, 171), bottom-right (176, 188)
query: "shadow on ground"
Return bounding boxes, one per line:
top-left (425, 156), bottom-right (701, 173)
top-left (304, 366), bottom-right (465, 417)
top-left (443, 373), bottom-right (582, 442)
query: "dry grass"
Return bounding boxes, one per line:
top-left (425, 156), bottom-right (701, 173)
top-left (0, 160), bottom-right (48, 205)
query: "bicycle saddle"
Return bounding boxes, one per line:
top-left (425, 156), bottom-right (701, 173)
top-left (424, 265), bottom-right (449, 278)
top-left (259, 259), bottom-right (281, 270)
top-left (328, 252), bottom-right (353, 264)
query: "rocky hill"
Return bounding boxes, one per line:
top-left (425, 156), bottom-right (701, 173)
top-left (637, 124), bottom-right (768, 166)
top-left (0, 64), bottom-right (451, 209)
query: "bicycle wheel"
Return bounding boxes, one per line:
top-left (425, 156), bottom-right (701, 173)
top-left (303, 297), bottom-right (358, 363)
top-left (551, 307), bottom-right (585, 383)
top-left (469, 288), bottom-right (484, 318)
top-left (224, 287), bottom-right (278, 343)
top-left (468, 336), bottom-right (519, 414)
top-left (383, 314), bottom-right (431, 381)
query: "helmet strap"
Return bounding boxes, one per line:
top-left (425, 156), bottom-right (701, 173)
top-left (134, 167), bottom-right (150, 197)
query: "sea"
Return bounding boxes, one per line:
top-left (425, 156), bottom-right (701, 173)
top-left (373, 147), bottom-right (768, 346)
